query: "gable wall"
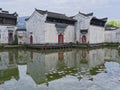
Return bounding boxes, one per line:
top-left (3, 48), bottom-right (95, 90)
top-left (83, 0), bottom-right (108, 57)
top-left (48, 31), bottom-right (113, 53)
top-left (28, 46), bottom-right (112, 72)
top-left (26, 11), bottom-right (46, 44)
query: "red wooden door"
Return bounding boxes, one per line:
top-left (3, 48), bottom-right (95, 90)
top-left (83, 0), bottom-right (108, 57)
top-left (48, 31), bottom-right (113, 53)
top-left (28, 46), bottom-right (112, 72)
top-left (82, 35), bottom-right (87, 43)
top-left (30, 36), bottom-right (33, 44)
top-left (58, 34), bottom-right (64, 44)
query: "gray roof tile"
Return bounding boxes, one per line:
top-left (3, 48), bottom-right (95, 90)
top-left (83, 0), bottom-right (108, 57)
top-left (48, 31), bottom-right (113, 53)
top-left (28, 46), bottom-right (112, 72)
top-left (36, 9), bottom-right (76, 22)
top-left (0, 12), bottom-right (17, 19)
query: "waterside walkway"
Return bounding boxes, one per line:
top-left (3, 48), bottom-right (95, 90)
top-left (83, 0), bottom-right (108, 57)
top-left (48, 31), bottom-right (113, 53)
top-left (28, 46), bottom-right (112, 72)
top-left (0, 43), bottom-right (119, 50)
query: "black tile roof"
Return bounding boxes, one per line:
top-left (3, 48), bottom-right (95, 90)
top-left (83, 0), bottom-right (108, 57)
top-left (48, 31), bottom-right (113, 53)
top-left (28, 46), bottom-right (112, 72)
top-left (99, 18), bottom-right (108, 22)
top-left (35, 9), bottom-right (76, 22)
top-left (0, 12), bottom-right (17, 19)
top-left (16, 29), bottom-right (26, 31)
top-left (92, 17), bottom-right (108, 22)
top-left (70, 11), bottom-right (93, 18)
top-left (79, 12), bottom-right (93, 16)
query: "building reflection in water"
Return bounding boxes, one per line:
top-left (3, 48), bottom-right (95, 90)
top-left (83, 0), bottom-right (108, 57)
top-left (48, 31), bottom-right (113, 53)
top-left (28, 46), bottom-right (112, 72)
top-left (0, 51), bottom-right (19, 85)
top-left (26, 48), bottom-right (112, 85)
top-left (0, 48), bottom-right (120, 87)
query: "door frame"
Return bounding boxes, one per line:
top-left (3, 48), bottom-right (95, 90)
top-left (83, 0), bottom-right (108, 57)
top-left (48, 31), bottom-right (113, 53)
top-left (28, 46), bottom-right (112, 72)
top-left (82, 35), bottom-right (87, 43)
top-left (30, 35), bottom-right (33, 44)
top-left (58, 33), bottom-right (64, 44)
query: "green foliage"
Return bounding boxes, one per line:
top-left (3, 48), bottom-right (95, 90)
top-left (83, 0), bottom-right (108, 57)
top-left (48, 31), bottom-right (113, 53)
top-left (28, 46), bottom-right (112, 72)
top-left (106, 20), bottom-right (120, 27)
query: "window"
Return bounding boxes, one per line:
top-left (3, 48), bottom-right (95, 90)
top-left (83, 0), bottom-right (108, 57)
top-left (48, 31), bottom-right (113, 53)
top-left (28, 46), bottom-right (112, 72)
top-left (5, 18), bottom-right (16, 25)
top-left (46, 17), bottom-right (75, 25)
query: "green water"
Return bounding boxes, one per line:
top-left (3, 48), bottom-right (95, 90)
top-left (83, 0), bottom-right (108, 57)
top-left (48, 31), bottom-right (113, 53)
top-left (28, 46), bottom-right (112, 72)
top-left (0, 48), bottom-right (120, 90)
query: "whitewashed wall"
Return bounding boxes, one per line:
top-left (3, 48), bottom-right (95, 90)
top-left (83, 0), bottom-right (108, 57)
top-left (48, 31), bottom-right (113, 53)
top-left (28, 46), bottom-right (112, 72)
top-left (64, 25), bottom-right (75, 43)
top-left (104, 28), bottom-right (120, 43)
top-left (27, 11), bottom-right (75, 44)
top-left (44, 23), bottom-right (75, 43)
top-left (45, 23), bottom-right (58, 43)
top-left (26, 11), bottom-right (46, 44)
top-left (45, 23), bottom-right (75, 43)
top-left (0, 26), bottom-right (16, 44)
top-left (73, 13), bottom-right (92, 43)
top-left (104, 31), bottom-right (112, 42)
top-left (116, 28), bottom-right (120, 43)
top-left (89, 25), bottom-right (105, 44)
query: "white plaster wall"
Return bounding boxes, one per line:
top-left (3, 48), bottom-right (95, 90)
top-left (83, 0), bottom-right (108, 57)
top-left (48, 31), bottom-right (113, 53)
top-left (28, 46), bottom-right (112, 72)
top-left (0, 26), bottom-right (8, 43)
top-left (73, 13), bottom-right (92, 42)
top-left (74, 22), bottom-right (80, 42)
top-left (45, 23), bottom-right (75, 43)
top-left (0, 25), bottom-right (16, 44)
top-left (104, 29), bottom-right (120, 43)
top-left (104, 31), bottom-right (112, 42)
top-left (26, 11), bottom-right (46, 44)
top-left (64, 25), bottom-right (75, 43)
top-left (116, 29), bottom-right (120, 43)
top-left (89, 25), bottom-right (105, 44)
top-left (73, 14), bottom-right (81, 42)
top-left (111, 31), bottom-right (117, 43)
top-left (45, 23), bottom-right (58, 43)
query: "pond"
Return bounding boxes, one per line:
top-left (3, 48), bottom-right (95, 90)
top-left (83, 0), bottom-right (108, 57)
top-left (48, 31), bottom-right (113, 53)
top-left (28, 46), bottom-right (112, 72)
top-left (0, 48), bottom-right (120, 90)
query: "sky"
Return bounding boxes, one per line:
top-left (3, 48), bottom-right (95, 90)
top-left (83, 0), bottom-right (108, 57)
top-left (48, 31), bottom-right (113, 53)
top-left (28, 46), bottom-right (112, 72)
top-left (0, 0), bottom-right (120, 20)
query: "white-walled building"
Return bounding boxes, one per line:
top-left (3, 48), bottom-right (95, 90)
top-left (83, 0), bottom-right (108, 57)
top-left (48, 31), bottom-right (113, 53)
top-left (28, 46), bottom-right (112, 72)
top-left (105, 27), bottom-right (120, 43)
top-left (26, 9), bottom-right (76, 44)
top-left (17, 16), bottom-right (29, 44)
top-left (0, 8), bottom-right (17, 44)
top-left (16, 29), bottom-right (29, 44)
top-left (73, 12), bottom-right (107, 44)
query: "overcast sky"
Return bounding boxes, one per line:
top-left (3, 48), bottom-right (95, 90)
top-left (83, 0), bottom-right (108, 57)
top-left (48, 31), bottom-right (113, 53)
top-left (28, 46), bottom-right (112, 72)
top-left (0, 0), bottom-right (120, 20)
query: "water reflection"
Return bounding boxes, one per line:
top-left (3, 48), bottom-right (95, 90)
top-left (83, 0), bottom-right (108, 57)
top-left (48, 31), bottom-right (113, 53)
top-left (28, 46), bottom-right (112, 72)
top-left (0, 51), bottom-right (19, 86)
top-left (0, 48), bottom-right (119, 90)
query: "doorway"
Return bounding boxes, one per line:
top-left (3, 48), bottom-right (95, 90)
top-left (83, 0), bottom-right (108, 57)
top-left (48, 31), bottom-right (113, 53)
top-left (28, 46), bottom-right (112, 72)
top-left (30, 36), bottom-right (33, 44)
top-left (58, 34), bottom-right (64, 44)
top-left (8, 32), bottom-right (13, 44)
top-left (82, 35), bottom-right (87, 43)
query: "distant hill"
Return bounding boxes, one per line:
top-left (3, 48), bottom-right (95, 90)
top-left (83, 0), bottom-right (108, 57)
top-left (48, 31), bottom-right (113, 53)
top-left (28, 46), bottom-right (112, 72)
top-left (17, 16), bottom-right (29, 29)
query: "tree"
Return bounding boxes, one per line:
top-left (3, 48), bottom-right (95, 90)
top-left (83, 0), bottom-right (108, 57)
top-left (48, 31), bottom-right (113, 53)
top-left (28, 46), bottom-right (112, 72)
top-left (106, 20), bottom-right (120, 27)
